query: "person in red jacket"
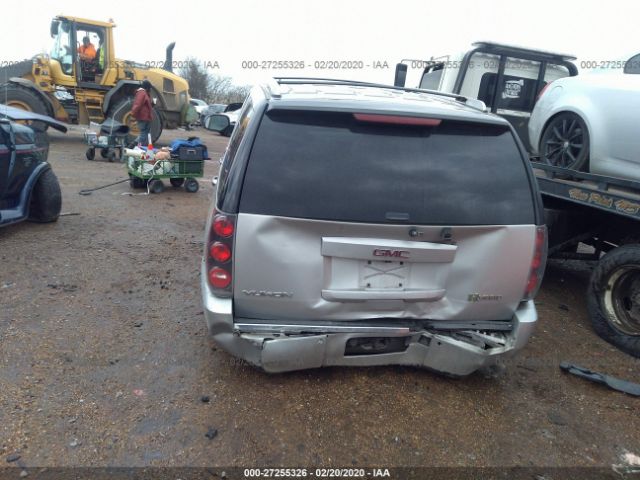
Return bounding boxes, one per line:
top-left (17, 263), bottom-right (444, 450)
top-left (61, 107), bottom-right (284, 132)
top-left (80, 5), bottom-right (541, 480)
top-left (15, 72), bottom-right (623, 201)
top-left (131, 79), bottom-right (153, 145)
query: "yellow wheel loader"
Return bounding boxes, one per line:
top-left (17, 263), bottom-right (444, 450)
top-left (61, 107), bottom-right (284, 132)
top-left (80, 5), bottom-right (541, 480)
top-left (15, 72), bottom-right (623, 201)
top-left (0, 15), bottom-right (194, 142)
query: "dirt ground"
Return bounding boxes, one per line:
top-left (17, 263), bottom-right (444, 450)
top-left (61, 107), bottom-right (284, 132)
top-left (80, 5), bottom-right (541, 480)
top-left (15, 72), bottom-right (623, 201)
top-left (1, 126), bottom-right (639, 477)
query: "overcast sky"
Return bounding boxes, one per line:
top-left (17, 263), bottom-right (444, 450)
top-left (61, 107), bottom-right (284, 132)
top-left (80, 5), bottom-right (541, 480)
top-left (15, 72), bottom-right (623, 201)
top-left (1, 0), bottom-right (637, 89)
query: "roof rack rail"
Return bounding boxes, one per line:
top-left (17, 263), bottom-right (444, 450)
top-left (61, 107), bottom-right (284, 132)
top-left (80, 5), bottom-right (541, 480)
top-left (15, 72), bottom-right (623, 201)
top-left (273, 77), bottom-right (468, 103)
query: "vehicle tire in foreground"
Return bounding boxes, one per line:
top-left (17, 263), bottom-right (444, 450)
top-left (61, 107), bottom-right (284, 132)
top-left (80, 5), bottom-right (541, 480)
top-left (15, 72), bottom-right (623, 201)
top-left (107, 97), bottom-right (163, 144)
top-left (540, 112), bottom-right (589, 172)
top-left (588, 244), bottom-right (640, 357)
top-left (28, 168), bottom-right (61, 223)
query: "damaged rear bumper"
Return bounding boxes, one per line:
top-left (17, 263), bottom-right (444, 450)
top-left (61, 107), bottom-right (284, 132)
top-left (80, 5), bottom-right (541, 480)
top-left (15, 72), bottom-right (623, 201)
top-left (202, 291), bottom-right (537, 376)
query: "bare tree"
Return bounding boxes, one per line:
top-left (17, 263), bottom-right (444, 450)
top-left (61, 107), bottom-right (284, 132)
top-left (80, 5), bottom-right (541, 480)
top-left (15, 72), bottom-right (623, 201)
top-left (179, 58), bottom-right (251, 105)
top-left (178, 57), bottom-right (210, 100)
top-left (208, 74), bottom-right (233, 103)
top-left (224, 85), bottom-right (251, 104)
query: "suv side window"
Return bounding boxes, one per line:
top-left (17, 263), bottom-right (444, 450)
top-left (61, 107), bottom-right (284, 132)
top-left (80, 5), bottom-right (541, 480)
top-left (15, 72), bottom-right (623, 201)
top-left (216, 100), bottom-right (254, 206)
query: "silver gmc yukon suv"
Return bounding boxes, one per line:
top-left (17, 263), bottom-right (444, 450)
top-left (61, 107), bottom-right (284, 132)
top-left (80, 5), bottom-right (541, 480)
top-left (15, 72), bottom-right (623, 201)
top-left (201, 78), bottom-right (547, 376)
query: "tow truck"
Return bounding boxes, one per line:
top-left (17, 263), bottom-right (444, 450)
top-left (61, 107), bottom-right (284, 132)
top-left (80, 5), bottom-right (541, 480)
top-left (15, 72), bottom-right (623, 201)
top-left (394, 43), bottom-right (640, 357)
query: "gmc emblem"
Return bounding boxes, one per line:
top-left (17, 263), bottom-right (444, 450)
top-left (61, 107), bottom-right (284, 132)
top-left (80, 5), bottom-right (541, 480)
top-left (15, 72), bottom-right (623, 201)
top-left (372, 249), bottom-right (410, 259)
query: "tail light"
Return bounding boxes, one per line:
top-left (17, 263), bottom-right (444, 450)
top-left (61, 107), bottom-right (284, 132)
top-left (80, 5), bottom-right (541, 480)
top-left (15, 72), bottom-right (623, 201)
top-left (206, 211), bottom-right (236, 296)
top-left (523, 226), bottom-right (548, 300)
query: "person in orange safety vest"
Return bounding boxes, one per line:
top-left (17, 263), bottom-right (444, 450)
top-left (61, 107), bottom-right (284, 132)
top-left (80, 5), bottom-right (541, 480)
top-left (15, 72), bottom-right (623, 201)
top-left (78, 36), bottom-right (96, 61)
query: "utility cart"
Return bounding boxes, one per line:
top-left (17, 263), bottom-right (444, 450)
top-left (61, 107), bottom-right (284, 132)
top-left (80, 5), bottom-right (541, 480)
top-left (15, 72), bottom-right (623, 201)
top-left (533, 161), bottom-right (640, 358)
top-left (126, 153), bottom-right (203, 194)
top-left (84, 120), bottom-right (130, 162)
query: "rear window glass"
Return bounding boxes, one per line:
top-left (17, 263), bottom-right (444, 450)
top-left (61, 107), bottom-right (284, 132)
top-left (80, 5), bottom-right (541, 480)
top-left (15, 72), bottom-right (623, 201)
top-left (239, 110), bottom-right (535, 225)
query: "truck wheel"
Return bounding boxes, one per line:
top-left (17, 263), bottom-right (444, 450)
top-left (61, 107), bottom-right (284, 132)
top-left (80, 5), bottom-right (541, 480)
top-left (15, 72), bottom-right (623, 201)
top-left (540, 112), bottom-right (589, 172)
top-left (1, 83), bottom-right (51, 131)
top-left (107, 97), bottom-right (163, 144)
top-left (587, 244), bottom-right (640, 357)
top-left (28, 168), bottom-right (62, 223)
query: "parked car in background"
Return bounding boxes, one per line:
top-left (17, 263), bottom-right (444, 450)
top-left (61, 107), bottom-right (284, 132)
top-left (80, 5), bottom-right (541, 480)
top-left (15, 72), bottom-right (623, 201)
top-left (189, 98), bottom-right (208, 116)
top-left (202, 102), bottom-right (243, 136)
top-left (0, 105), bottom-right (66, 227)
top-left (529, 53), bottom-right (640, 181)
top-left (394, 42), bottom-right (578, 148)
top-left (200, 103), bottom-right (226, 125)
top-left (201, 78), bottom-right (547, 377)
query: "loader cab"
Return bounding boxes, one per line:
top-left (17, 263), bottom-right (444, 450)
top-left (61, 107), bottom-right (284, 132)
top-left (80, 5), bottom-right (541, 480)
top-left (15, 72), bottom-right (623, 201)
top-left (50, 17), bottom-right (111, 87)
top-left (396, 42), bottom-right (578, 149)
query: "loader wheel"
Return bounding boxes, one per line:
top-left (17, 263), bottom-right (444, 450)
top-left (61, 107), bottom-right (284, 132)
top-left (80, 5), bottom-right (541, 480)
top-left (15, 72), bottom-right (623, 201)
top-left (28, 168), bottom-right (61, 223)
top-left (107, 97), bottom-right (163, 144)
top-left (588, 244), bottom-right (640, 357)
top-left (1, 83), bottom-right (51, 131)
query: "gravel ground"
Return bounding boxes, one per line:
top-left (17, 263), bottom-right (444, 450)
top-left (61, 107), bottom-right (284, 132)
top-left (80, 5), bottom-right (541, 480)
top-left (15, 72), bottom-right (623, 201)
top-left (1, 126), bottom-right (639, 476)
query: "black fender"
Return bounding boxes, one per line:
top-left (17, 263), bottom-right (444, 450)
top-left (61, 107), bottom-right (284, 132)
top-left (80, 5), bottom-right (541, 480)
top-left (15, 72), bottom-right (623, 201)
top-left (0, 162), bottom-right (51, 227)
top-left (7, 77), bottom-right (56, 118)
top-left (103, 80), bottom-right (167, 114)
top-left (22, 162), bottom-right (52, 218)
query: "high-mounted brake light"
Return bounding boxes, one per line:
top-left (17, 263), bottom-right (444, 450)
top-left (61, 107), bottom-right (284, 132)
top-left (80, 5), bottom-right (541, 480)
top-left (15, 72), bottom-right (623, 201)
top-left (353, 113), bottom-right (442, 126)
top-left (524, 226), bottom-right (548, 300)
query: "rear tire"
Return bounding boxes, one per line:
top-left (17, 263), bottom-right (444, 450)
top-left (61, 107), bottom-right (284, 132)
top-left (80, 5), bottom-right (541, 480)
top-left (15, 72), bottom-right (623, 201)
top-left (587, 244), bottom-right (640, 357)
top-left (86, 148), bottom-right (95, 160)
top-left (539, 112), bottom-right (589, 172)
top-left (170, 178), bottom-right (184, 188)
top-left (28, 168), bottom-right (61, 223)
top-left (107, 97), bottom-right (163, 144)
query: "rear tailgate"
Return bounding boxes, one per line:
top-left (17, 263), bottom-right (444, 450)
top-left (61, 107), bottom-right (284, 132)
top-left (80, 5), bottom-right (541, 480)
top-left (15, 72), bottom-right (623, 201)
top-left (233, 109), bottom-right (539, 323)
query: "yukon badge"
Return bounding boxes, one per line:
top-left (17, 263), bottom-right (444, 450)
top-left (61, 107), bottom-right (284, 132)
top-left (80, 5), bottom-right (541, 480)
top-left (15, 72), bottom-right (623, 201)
top-left (468, 293), bottom-right (503, 302)
top-left (242, 289), bottom-right (293, 298)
